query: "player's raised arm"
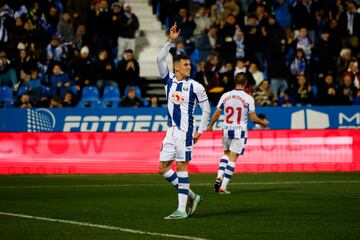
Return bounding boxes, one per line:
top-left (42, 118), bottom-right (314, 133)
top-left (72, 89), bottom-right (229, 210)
top-left (156, 24), bottom-right (181, 79)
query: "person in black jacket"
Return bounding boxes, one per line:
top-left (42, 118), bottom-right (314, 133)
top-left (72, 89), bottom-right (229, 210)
top-left (119, 87), bottom-right (143, 107)
top-left (117, 3), bottom-right (139, 60)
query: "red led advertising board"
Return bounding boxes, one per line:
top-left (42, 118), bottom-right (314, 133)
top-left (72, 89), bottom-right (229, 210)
top-left (0, 130), bottom-right (359, 174)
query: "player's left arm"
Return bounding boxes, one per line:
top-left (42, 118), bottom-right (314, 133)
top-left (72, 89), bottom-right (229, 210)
top-left (207, 108), bottom-right (222, 131)
top-left (194, 85), bottom-right (210, 144)
top-left (248, 97), bottom-right (269, 128)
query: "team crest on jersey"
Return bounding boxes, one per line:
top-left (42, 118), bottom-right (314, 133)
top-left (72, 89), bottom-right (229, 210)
top-left (172, 91), bottom-right (185, 104)
top-left (182, 86), bottom-right (189, 91)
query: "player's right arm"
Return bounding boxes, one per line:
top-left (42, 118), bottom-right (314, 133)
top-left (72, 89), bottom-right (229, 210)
top-left (156, 24), bottom-right (180, 80)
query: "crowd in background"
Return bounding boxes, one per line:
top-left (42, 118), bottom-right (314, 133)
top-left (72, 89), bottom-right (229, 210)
top-left (0, 0), bottom-right (360, 108)
top-left (155, 0), bottom-right (360, 106)
top-left (0, 0), bottom-right (143, 108)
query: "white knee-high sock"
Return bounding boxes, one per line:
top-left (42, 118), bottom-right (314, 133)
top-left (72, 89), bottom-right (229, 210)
top-left (177, 171), bottom-right (189, 213)
top-left (220, 161), bottom-right (235, 190)
top-left (217, 155), bottom-right (229, 179)
top-left (162, 169), bottom-right (195, 200)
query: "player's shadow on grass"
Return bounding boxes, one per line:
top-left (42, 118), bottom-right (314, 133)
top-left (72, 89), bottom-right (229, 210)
top-left (196, 207), bottom-right (273, 218)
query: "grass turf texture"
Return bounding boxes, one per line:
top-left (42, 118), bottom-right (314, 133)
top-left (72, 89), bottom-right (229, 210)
top-left (0, 172), bottom-right (359, 240)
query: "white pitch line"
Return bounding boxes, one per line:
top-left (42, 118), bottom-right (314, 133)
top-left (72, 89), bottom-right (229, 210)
top-left (0, 180), bottom-right (359, 189)
top-left (0, 211), bottom-right (209, 240)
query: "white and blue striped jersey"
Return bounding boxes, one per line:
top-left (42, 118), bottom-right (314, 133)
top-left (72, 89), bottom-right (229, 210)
top-left (217, 89), bottom-right (255, 139)
top-left (157, 42), bottom-right (209, 144)
top-left (163, 71), bottom-right (208, 131)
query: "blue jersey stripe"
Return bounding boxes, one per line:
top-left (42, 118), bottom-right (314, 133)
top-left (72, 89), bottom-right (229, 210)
top-left (166, 78), bottom-right (173, 126)
top-left (228, 130), bottom-right (235, 139)
top-left (185, 84), bottom-right (195, 147)
top-left (173, 82), bottom-right (183, 128)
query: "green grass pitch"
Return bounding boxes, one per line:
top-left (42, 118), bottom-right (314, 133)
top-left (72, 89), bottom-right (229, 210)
top-left (0, 172), bottom-right (359, 240)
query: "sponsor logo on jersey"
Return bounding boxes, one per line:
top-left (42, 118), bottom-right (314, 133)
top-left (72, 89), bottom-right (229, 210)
top-left (172, 91), bottom-right (185, 104)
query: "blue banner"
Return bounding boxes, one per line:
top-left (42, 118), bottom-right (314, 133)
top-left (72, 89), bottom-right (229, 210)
top-left (0, 106), bottom-right (359, 132)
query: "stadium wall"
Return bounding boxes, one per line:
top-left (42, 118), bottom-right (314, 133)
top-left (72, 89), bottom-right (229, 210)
top-left (0, 106), bottom-right (359, 174)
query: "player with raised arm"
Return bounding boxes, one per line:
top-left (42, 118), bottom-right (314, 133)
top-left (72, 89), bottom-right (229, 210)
top-left (157, 24), bottom-right (211, 219)
top-left (208, 72), bottom-right (268, 194)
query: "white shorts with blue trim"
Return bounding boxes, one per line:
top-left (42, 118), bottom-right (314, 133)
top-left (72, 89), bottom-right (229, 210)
top-left (160, 126), bottom-right (193, 162)
top-left (222, 136), bottom-right (247, 155)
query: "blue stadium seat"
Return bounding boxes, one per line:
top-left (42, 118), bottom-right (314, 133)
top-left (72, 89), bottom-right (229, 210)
top-left (17, 86), bottom-right (30, 96)
top-left (103, 85), bottom-right (120, 108)
top-left (124, 85), bottom-right (142, 97)
top-left (41, 85), bottom-right (52, 97)
top-left (81, 86), bottom-right (99, 101)
top-left (77, 86), bottom-right (100, 108)
top-left (0, 86), bottom-right (14, 102)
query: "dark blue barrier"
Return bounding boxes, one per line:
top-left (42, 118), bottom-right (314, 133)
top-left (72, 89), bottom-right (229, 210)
top-left (0, 106), bottom-right (359, 132)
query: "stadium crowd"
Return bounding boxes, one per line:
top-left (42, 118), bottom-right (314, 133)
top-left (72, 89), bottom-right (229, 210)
top-left (0, 0), bottom-right (359, 108)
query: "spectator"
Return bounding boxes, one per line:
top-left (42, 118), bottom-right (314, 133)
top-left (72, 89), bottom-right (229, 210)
top-left (196, 24), bottom-right (219, 61)
top-left (49, 95), bottom-right (63, 108)
top-left (193, 5), bottom-right (212, 37)
top-left (338, 1), bottom-right (360, 39)
top-left (94, 49), bottom-right (117, 92)
top-left (50, 63), bottom-right (76, 98)
top-left (46, 35), bottom-right (63, 62)
top-left (0, 3), bottom-right (13, 44)
top-left (254, 79), bottom-right (274, 106)
top-left (274, 0), bottom-right (292, 39)
top-left (291, 74), bottom-right (313, 105)
top-left (336, 48), bottom-right (352, 82)
top-left (111, 2), bottom-right (123, 46)
top-left (244, 14), bottom-right (266, 70)
top-left (170, 40), bottom-right (187, 56)
top-left (119, 87), bottom-right (144, 107)
top-left (218, 14), bottom-right (237, 62)
top-left (57, 12), bottom-right (74, 43)
top-left (338, 73), bottom-right (358, 105)
top-left (89, 0), bottom-right (113, 53)
top-left (292, 27), bottom-right (313, 61)
top-left (0, 49), bottom-right (17, 88)
top-left (248, 62), bottom-right (264, 87)
top-left (219, 61), bottom-right (234, 91)
top-left (15, 92), bottom-right (32, 108)
top-left (344, 59), bottom-right (360, 89)
top-left (278, 89), bottom-right (295, 107)
top-left (45, 5), bottom-right (60, 29)
top-left (291, 0), bottom-right (316, 43)
top-left (117, 2), bottom-right (139, 60)
top-left (265, 15), bottom-right (289, 100)
top-left (62, 91), bottom-right (75, 107)
top-left (313, 30), bottom-right (336, 75)
top-left (233, 28), bottom-right (245, 60)
top-left (290, 48), bottom-right (307, 78)
top-left (316, 73), bottom-right (338, 105)
top-left (149, 95), bottom-right (161, 107)
top-left (117, 49), bottom-right (140, 92)
top-left (174, 7), bottom-right (196, 44)
top-left (70, 46), bottom-right (95, 92)
top-left (66, 0), bottom-right (91, 25)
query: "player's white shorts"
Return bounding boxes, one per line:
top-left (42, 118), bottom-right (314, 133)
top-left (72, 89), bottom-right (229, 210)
top-left (160, 126), bottom-right (193, 162)
top-left (222, 136), bottom-right (247, 155)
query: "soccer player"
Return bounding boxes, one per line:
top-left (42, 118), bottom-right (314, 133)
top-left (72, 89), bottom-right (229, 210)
top-left (157, 24), bottom-right (211, 219)
top-left (207, 72), bottom-right (268, 194)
